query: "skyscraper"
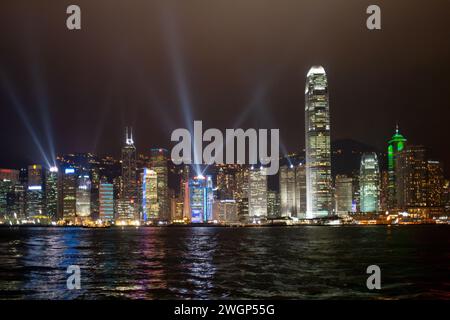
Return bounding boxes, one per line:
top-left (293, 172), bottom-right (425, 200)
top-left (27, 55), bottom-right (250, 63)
top-left (267, 190), bottom-right (280, 217)
top-left (235, 165), bottom-right (249, 222)
top-left (45, 166), bottom-right (59, 220)
top-left (396, 145), bottom-right (427, 209)
top-left (119, 127), bottom-right (138, 221)
top-left (427, 160), bottom-right (444, 207)
top-left (76, 174), bottom-right (91, 219)
top-left (142, 168), bottom-right (158, 222)
top-left (149, 148), bottom-right (169, 221)
top-left (62, 167), bottom-right (77, 221)
top-left (387, 126), bottom-right (407, 209)
top-left (217, 165), bottom-right (237, 200)
top-left (359, 153), bottom-right (380, 213)
top-left (305, 65), bottom-right (332, 218)
top-left (379, 170), bottom-right (389, 212)
top-left (0, 169), bottom-right (20, 221)
top-left (180, 165), bottom-right (190, 221)
top-left (248, 166), bottom-right (267, 222)
top-left (279, 163), bottom-right (306, 218)
top-left (335, 174), bottom-right (353, 215)
top-left (99, 179), bottom-right (114, 222)
top-left (26, 164), bottom-right (43, 218)
top-left (189, 175), bottom-right (213, 223)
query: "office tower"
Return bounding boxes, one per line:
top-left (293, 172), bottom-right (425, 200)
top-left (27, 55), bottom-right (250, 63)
top-left (396, 145), bottom-right (427, 209)
top-left (279, 163), bottom-right (307, 218)
top-left (335, 174), bottom-right (353, 215)
top-left (89, 166), bottom-right (100, 221)
top-left (180, 165), bottom-right (190, 221)
top-left (0, 179), bottom-right (13, 219)
top-left (214, 199), bottom-right (239, 223)
top-left (379, 170), bottom-right (389, 212)
top-left (280, 165), bottom-right (296, 217)
top-left (427, 160), bottom-right (444, 207)
top-left (387, 126), bottom-right (407, 209)
top-left (119, 127), bottom-right (138, 221)
top-left (76, 174), bottom-right (91, 219)
top-left (351, 172), bottom-right (360, 213)
top-left (62, 168), bottom-right (77, 221)
top-left (10, 184), bottom-right (26, 221)
top-left (267, 190), bottom-right (280, 217)
top-left (170, 193), bottom-right (184, 222)
top-left (26, 164), bottom-right (43, 218)
top-left (217, 165), bottom-right (237, 200)
top-left (305, 65), bottom-right (332, 218)
top-left (142, 168), bottom-right (158, 222)
top-left (248, 166), bottom-right (267, 222)
top-left (45, 166), bottom-right (59, 220)
top-left (0, 169), bottom-right (20, 221)
top-left (150, 148), bottom-right (169, 221)
top-left (99, 179), bottom-right (114, 222)
top-left (359, 153), bottom-right (380, 213)
top-left (189, 175), bottom-right (213, 223)
top-left (295, 164), bottom-right (307, 217)
top-left (235, 165), bottom-right (249, 222)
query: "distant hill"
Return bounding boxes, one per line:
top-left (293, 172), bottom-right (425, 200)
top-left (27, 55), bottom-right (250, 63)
top-left (331, 139), bottom-right (385, 176)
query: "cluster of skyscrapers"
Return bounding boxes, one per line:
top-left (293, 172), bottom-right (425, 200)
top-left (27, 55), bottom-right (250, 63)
top-left (0, 66), bottom-right (449, 225)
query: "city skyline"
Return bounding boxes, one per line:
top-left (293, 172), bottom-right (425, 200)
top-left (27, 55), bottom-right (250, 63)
top-left (0, 1), bottom-right (449, 175)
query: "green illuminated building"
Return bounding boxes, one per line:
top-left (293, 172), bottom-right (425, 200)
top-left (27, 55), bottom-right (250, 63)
top-left (387, 125), bottom-right (407, 209)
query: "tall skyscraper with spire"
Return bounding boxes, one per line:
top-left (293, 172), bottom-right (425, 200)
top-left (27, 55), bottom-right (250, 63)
top-left (387, 125), bottom-right (407, 209)
top-left (118, 127), bottom-right (138, 221)
top-left (305, 66), bottom-right (332, 218)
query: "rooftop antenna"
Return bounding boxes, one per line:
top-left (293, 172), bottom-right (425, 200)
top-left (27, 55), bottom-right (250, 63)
top-left (125, 126), bottom-right (134, 145)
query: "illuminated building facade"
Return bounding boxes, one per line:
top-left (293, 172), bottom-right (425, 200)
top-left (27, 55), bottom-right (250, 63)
top-left (248, 167), bottom-right (267, 221)
top-left (189, 175), bottom-right (213, 223)
top-left (119, 127), bottom-right (138, 221)
top-left (26, 164), bottom-right (43, 218)
top-left (0, 169), bottom-right (19, 182)
top-left (62, 168), bottom-right (77, 220)
top-left (10, 184), bottom-right (26, 221)
top-left (142, 168), bottom-right (158, 221)
top-left (387, 126), bottom-right (407, 209)
top-left (427, 160), bottom-right (444, 207)
top-left (45, 166), bottom-right (59, 220)
top-left (235, 165), bottom-right (249, 222)
top-left (217, 165), bottom-right (237, 200)
top-left (99, 180), bottom-right (114, 222)
top-left (396, 145), bottom-right (428, 209)
top-left (214, 199), bottom-right (239, 223)
top-left (150, 148), bottom-right (169, 221)
top-left (76, 174), bottom-right (91, 219)
top-left (0, 179), bottom-right (13, 219)
top-left (181, 165), bottom-right (190, 221)
top-left (379, 170), bottom-right (389, 211)
top-left (305, 66), bottom-right (332, 218)
top-left (267, 190), bottom-right (280, 217)
top-left (335, 174), bottom-right (353, 215)
top-left (0, 169), bottom-right (20, 220)
top-left (279, 163), bottom-right (306, 218)
top-left (359, 153), bottom-right (380, 213)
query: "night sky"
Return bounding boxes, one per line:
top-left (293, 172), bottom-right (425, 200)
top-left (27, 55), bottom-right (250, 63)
top-left (0, 0), bottom-right (449, 174)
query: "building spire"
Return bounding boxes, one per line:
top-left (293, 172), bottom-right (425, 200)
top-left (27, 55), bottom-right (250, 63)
top-left (395, 122), bottom-right (399, 134)
top-left (125, 126), bottom-right (134, 145)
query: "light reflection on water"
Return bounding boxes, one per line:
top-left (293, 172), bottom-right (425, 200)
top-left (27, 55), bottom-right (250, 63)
top-left (0, 226), bottom-right (449, 299)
